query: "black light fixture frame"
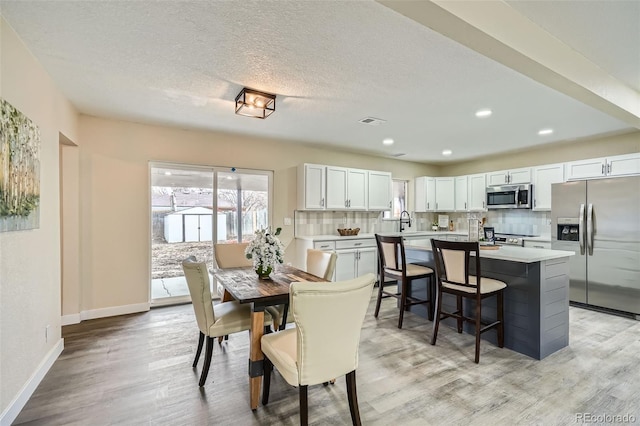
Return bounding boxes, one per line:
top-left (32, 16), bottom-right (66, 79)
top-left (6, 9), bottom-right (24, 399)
top-left (235, 88), bottom-right (276, 119)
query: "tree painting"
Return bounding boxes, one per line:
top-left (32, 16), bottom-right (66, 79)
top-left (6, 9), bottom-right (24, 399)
top-left (0, 98), bottom-right (41, 232)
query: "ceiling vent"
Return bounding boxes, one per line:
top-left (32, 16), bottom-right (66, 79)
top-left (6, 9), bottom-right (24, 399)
top-left (358, 117), bottom-right (386, 125)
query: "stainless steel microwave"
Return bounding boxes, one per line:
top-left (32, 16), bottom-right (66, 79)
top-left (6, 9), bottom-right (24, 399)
top-left (486, 184), bottom-right (533, 209)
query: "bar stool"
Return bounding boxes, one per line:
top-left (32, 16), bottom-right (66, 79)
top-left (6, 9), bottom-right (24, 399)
top-left (430, 239), bottom-right (506, 363)
top-left (374, 234), bottom-right (435, 328)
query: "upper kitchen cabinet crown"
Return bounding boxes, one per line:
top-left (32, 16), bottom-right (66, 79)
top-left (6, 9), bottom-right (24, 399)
top-left (297, 163), bottom-right (326, 210)
top-left (487, 167), bottom-right (532, 186)
top-left (367, 170), bottom-right (393, 210)
top-left (532, 163), bottom-right (564, 211)
top-left (565, 153), bottom-right (640, 180)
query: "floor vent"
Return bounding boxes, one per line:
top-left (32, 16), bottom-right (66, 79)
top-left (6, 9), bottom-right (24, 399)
top-left (358, 117), bottom-right (386, 125)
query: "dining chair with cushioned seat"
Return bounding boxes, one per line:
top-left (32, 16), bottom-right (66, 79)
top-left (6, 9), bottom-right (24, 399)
top-left (374, 234), bottom-right (435, 328)
top-left (213, 242), bottom-right (252, 298)
top-left (182, 256), bottom-right (273, 386)
top-left (429, 239), bottom-right (506, 363)
top-left (267, 248), bottom-right (337, 330)
top-left (261, 273), bottom-right (375, 426)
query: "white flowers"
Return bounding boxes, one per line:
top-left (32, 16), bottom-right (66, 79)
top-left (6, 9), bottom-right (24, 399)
top-left (245, 227), bottom-right (285, 272)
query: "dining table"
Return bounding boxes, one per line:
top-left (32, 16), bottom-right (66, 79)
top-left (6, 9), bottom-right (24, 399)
top-left (212, 264), bottom-right (327, 410)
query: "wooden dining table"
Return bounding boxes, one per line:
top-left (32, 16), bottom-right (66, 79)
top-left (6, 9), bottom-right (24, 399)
top-left (212, 264), bottom-right (327, 410)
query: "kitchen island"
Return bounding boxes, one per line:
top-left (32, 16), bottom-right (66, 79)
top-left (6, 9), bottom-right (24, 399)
top-left (403, 240), bottom-right (575, 360)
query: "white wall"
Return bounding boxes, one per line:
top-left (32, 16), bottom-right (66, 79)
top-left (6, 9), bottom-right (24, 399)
top-left (0, 18), bottom-right (79, 422)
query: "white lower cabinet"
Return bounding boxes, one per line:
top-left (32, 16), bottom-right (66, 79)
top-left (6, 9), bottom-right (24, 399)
top-left (524, 240), bottom-right (551, 249)
top-left (334, 239), bottom-right (377, 281)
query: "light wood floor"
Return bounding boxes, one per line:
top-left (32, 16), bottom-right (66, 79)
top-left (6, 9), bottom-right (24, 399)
top-left (14, 296), bottom-right (640, 425)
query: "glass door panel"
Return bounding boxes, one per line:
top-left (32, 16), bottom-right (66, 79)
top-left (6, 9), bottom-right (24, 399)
top-left (150, 164), bottom-right (214, 305)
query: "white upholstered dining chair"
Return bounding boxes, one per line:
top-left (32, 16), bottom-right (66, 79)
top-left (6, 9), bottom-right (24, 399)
top-left (182, 256), bottom-right (273, 386)
top-left (213, 243), bottom-right (252, 297)
top-left (267, 248), bottom-right (337, 330)
top-left (261, 273), bottom-right (375, 425)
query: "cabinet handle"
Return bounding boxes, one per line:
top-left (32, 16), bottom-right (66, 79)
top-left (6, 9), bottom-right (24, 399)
top-left (389, 201), bottom-right (392, 208)
top-left (349, 199), bottom-right (351, 207)
top-left (464, 202), bottom-right (467, 210)
top-left (345, 200), bottom-right (348, 208)
top-left (602, 164), bottom-right (605, 175)
top-left (607, 163), bottom-right (611, 174)
top-left (505, 174), bottom-right (508, 183)
top-left (320, 244), bottom-right (330, 248)
top-left (436, 203), bottom-right (438, 210)
top-left (534, 199), bottom-right (536, 208)
top-left (482, 201), bottom-right (485, 208)
top-left (321, 198), bottom-right (324, 207)
top-left (354, 242), bottom-right (362, 246)
top-left (427, 202), bottom-right (430, 209)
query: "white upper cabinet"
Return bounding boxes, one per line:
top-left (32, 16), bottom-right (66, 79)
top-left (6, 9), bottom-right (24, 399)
top-left (347, 168), bottom-right (368, 210)
top-left (368, 170), bottom-right (392, 210)
top-left (415, 176), bottom-right (436, 212)
top-left (454, 176), bottom-right (468, 211)
top-left (487, 167), bottom-right (532, 185)
top-left (435, 177), bottom-right (455, 211)
top-left (566, 153), bottom-right (640, 180)
top-left (297, 164), bottom-right (326, 210)
top-left (532, 163), bottom-right (564, 211)
top-left (468, 173), bottom-right (487, 211)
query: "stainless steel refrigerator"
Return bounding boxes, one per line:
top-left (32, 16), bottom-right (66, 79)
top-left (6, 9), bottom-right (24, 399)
top-left (551, 176), bottom-right (640, 318)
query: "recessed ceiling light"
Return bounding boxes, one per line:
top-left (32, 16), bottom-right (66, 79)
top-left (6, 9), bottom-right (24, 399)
top-left (538, 128), bottom-right (553, 135)
top-left (164, 171), bottom-right (172, 176)
top-left (475, 109), bottom-right (492, 118)
top-left (442, 149), bottom-right (453, 156)
top-left (382, 138), bottom-right (394, 145)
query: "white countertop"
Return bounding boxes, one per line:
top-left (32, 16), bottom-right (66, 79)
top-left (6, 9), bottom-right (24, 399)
top-left (404, 240), bottom-right (574, 263)
top-left (296, 231), bottom-right (468, 242)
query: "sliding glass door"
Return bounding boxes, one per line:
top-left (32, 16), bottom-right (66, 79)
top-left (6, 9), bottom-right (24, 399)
top-left (150, 163), bottom-right (272, 305)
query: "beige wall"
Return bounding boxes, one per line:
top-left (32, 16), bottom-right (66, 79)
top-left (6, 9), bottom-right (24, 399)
top-left (440, 130), bottom-right (640, 176)
top-left (77, 116), bottom-right (436, 312)
top-left (0, 18), bottom-right (79, 417)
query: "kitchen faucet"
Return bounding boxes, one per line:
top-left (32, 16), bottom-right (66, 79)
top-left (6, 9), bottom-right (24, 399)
top-left (399, 210), bottom-right (411, 232)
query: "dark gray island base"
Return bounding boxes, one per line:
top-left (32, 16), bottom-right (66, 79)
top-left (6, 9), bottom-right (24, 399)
top-left (403, 242), bottom-right (573, 360)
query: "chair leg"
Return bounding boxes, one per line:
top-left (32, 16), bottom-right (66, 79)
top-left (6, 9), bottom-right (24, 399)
top-left (456, 296), bottom-right (463, 333)
top-left (497, 291), bottom-right (505, 348)
top-left (398, 279), bottom-right (407, 329)
top-left (193, 332), bottom-right (205, 368)
top-left (199, 336), bottom-right (214, 386)
top-left (262, 357), bottom-right (273, 405)
top-left (299, 385), bottom-right (308, 426)
top-left (280, 304), bottom-right (289, 331)
top-left (346, 370), bottom-right (362, 426)
top-left (374, 275), bottom-right (385, 318)
top-left (474, 300), bottom-right (482, 364)
top-left (431, 288), bottom-right (442, 345)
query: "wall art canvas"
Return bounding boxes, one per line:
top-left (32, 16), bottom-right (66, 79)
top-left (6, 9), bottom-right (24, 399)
top-left (0, 98), bottom-right (41, 232)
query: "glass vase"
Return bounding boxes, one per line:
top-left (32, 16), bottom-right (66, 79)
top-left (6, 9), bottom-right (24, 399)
top-left (255, 264), bottom-right (273, 280)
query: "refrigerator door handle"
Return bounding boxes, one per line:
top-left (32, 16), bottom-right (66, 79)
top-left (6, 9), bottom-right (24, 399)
top-left (587, 203), bottom-right (594, 255)
top-left (579, 203), bottom-right (585, 255)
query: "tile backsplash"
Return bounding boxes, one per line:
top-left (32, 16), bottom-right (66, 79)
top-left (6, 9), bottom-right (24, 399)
top-left (295, 209), bottom-right (551, 237)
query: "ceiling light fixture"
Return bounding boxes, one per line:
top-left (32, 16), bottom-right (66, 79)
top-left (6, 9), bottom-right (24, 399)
top-left (475, 109), bottom-right (492, 118)
top-left (538, 128), bottom-right (554, 135)
top-left (442, 149), bottom-right (453, 156)
top-left (382, 138), bottom-right (394, 145)
top-left (235, 88), bottom-right (276, 119)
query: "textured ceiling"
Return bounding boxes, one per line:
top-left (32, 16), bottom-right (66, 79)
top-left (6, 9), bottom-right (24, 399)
top-left (1, 0), bottom-right (637, 164)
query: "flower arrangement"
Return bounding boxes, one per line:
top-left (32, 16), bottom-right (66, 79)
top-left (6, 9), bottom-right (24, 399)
top-left (245, 226), bottom-right (285, 279)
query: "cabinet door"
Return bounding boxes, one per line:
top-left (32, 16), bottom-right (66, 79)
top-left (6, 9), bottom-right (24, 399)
top-left (533, 163), bottom-right (564, 211)
top-left (347, 168), bottom-right (368, 210)
top-left (435, 177), bottom-right (455, 211)
top-left (565, 157), bottom-right (606, 180)
top-left (356, 248), bottom-right (377, 277)
top-left (607, 153), bottom-right (640, 177)
top-left (454, 176), bottom-right (468, 211)
top-left (368, 171), bottom-right (392, 210)
top-left (335, 250), bottom-right (357, 281)
top-left (487, 170), bottom-right (509, 186)
top-left (508, 167), bottom-right (532, 184)
top-left (300, 164), bottom-right (326, 210)
top-left (468, 173), bottom-right (486, 211)
top-left (415, 176), bottom-right (436, 212)
top-left (326, 166), bottom-right (348, 209)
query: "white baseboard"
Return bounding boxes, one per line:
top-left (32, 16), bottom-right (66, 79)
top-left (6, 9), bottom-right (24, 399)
top-left (80, 302), bottom-right (150, 321)
top-left (0, 338), bottom-right (64, 426)
top-left (61, 313), bottom-right (81, 326)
